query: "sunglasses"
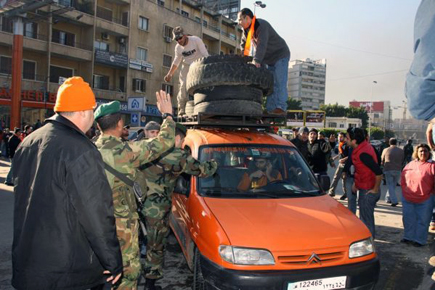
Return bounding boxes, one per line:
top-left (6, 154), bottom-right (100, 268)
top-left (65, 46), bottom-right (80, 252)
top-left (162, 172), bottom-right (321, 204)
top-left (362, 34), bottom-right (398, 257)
top-left (175, 36), bottom-right (183, 41)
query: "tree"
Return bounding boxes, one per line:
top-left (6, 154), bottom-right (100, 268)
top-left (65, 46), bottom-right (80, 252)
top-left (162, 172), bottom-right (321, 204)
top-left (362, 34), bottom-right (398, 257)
top-left (287, 98), bottom-right (302, 110)
top-left (370, 127), bottom-right (384, 140)
top-left (346, 106), bottom-right (369, 128)
top-left (320, 103), bottom-right (369, 128)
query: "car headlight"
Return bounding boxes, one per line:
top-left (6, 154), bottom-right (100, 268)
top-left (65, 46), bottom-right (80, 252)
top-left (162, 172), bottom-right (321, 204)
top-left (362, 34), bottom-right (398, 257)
top-left (349, 238), bottom-right (375, 258)
top-left (219, 245), bottom-right (275, 265)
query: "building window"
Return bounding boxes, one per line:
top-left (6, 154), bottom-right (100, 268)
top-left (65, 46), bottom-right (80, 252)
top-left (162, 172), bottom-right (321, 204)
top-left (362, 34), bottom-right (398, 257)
top-left (157, 0), bottom-right (165, 6)
top-left (94, 41), bottom-right (109, 51)
top-left (163, 24), bottom-right (173, 38)
top-left (328, 122), bottom-right (337, 128)
top-left (163, 54), bottom-right (172, 67)
top-left (1, 16), bottom-right (13, 33)
top-left (52, 29), bottom-right (75, 47)
top-left (93, 74), bottom-right (109, 90)
top-left (23, 60), bottom-right (36, 80)
top-left (133, 78), bottom-right (145, 92)
top-left (24, 22), bottom-right (38, 39)
top-left (0, 56), bottom-right (12, 74)
top-left (202, 19), bottom-right (208, 27)
top-left (139, 16), bottom-right (149, 31)
top-left (195, 16), bottom-right (201, 23)
top-left (137, 47), bottom-right (148, 61)
top-left (50, 65), bottom-right (73, 83)
top-left (162, 84), bottom-right (173, 96)
top-left (339, 124), bottom-right (345, 128)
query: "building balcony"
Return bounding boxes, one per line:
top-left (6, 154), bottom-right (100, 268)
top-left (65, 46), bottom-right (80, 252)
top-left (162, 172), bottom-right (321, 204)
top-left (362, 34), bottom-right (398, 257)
top-left (96, 6), bottom-right (129, 35)
top-left (93, 87), bottom-right (127, 101)
top-left (105, 0), bottom-right (130, 5)
top-left (51, 41), bottom-right (93, 61)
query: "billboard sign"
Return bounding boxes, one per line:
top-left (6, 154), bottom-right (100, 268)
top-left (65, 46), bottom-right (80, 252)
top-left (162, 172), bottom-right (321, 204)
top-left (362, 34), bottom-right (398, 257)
top-left (305, 111), bottom-right (325, 127)
top-left (286, 110), bottom-right (304, 127)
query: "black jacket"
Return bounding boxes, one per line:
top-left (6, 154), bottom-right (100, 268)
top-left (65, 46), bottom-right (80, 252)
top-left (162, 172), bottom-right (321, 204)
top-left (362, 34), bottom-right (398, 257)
top-left (8, 134), bottom-right (21, 158)
top-left (12, 114), bottom-right (122, 290)
top-left (307, 139), bottom-right (330, 174)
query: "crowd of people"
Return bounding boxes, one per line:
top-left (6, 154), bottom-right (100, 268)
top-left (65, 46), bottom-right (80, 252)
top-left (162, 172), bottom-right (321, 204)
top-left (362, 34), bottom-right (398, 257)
top-left (289, 126), bottom-right (434, 244)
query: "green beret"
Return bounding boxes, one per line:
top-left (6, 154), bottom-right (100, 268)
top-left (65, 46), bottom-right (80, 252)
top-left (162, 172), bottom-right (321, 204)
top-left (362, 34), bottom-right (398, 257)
top-left (94, 101), bottom-right (121, 120)
top-left (175, 123), bottom-right (187, 136)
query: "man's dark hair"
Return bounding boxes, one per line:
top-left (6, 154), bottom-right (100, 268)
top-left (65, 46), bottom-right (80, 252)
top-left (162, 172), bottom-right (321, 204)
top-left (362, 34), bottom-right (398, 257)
top-left (347, 127), bottom-right (365, 145)
top-left (24, 125), bottom-right (31, 131)
top-left (338, 132), bottom-right (345, 138)
top-left (176, 128), bottom-right (186, 138)
top-left (96, 113), bottom-right (122, 132)
top-left (389, 138), bottom-right (397, 146)
top-left (13, 127), bottom-right (22, 134)
top-left (239, 8), bottom-right (254, 19)
top-left (408, 139), bottom-right (413, 144)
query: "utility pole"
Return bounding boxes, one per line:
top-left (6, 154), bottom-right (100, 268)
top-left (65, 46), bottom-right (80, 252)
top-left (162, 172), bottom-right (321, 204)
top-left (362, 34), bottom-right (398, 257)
top-left (10, 16), bottom-right (24, 129)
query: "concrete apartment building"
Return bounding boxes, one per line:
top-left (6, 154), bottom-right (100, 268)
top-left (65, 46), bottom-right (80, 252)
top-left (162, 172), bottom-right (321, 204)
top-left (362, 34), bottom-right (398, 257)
top-left (0, 0), bottom-right (240, 127)
top-left (288, 58), bottom-right (326, 110)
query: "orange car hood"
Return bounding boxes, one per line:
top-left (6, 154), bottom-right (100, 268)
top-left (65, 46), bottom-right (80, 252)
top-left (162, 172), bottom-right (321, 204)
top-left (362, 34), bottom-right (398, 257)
top-left (204, 195), bottom-right (370, 251)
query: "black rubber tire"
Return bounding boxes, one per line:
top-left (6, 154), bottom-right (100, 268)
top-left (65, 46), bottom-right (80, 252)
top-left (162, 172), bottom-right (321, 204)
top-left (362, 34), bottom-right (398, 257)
top-left (193, 85), bottom-right (263, 105)
top-left (193, 54), bottom-right (252, 65)
top-left (193, 247), bottom-right (206, 290)
top-left (193, 100), bottom-right (263, 115)
top-left (186, 62), bottom-right (274, 96)
top-left (185, 100), bottom-right (194, 115)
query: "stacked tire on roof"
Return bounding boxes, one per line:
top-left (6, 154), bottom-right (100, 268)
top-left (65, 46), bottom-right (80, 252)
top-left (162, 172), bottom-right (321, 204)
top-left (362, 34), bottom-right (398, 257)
top-left (186, 55), bottom-right (274, 115)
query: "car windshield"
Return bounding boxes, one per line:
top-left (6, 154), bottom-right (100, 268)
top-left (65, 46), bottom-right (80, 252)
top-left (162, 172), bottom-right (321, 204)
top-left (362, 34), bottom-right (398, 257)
top-left (198, 145), bottom-right (322, 198)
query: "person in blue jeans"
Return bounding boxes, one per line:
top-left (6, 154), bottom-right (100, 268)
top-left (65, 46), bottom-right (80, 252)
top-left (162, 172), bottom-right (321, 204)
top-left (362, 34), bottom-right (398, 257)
top-left (347, 128), bottom-right (383, 238)
top-left (381, 138), bottom-right (404, 206)
top-left (237, 8), bottom-right (290, 114)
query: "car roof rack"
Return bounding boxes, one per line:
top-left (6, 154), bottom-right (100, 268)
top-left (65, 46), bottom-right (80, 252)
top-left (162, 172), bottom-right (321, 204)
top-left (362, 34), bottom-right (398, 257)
top-left (177, 112), bottom-right (286, 129)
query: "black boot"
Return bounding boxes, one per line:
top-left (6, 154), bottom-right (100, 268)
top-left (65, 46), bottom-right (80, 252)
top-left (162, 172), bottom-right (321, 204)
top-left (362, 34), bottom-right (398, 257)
top-left (340, 194), bottom-right (347, 200)
top-left (145, 278), bottom-right (162, 290)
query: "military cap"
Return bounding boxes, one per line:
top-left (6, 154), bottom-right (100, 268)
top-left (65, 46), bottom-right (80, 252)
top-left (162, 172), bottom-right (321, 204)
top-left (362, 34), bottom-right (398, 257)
top-left (175, 123), bottom-right (187, 136)
top-left (144, 121), bottom-right (161, 131)
top-left (94, 101), bottom-right (121, 120)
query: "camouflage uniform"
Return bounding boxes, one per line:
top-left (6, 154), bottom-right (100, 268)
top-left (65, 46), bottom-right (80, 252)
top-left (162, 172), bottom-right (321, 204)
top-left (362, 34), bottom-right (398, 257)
top-left (95, 118), bottom-right (175, 290)
top-left (142, 148), bottom-right (217, 279)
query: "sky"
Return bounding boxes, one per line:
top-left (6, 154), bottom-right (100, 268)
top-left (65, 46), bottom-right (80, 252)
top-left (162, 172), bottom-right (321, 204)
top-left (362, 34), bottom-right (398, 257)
top-left (240, 0), bottom-right (421, 119)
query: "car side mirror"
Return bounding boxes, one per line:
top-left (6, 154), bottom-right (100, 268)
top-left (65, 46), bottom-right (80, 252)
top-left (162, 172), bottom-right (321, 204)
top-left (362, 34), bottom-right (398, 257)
top-left (315, 174), bottom-right (331, 192)
top-left (174, 175), bottom-right (190, 196)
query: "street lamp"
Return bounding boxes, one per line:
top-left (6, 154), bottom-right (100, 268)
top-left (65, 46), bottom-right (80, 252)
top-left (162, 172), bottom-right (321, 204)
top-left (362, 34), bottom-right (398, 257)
top-left (368, 80), bottom-right (377, 138)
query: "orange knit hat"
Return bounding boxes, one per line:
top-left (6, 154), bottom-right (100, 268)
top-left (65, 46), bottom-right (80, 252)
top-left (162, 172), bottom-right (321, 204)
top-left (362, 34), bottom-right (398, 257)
top-left (54, 77), bottom-right (96, 112)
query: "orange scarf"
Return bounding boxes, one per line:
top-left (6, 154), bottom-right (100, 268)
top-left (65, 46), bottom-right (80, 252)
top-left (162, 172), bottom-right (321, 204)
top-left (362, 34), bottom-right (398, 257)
top-left (243, 15), bottom-right (256, 56)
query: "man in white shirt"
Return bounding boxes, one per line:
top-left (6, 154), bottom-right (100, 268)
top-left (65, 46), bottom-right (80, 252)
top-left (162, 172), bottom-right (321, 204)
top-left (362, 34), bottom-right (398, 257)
top-left (164, 26), bottom-right (209, 115)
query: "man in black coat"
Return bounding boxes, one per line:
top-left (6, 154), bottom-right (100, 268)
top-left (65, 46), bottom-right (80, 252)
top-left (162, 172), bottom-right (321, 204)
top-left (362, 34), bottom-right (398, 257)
top-left (12, 77), bottom-right (122, 290)
top-left (307, 128), bottom-right (330, 175)
top-left (4, 127), bottom-right (21, 186)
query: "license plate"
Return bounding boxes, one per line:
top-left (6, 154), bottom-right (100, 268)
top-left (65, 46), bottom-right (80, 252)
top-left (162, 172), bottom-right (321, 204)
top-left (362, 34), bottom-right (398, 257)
top-left (288, 276), bottom-right (347, 290)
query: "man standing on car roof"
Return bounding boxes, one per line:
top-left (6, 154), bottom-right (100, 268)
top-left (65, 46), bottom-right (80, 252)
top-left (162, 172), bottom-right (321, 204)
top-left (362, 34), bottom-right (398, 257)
top-left (139, 122), bottom-right (217, 290)
top-left (346, 127), bottom-right (383, 238)
top-left (94, 92), bottom-right (175, 290)
top-left (164, 26), bottom-right (209, 116)
top-left (237, 8), bottom-right (290, 115)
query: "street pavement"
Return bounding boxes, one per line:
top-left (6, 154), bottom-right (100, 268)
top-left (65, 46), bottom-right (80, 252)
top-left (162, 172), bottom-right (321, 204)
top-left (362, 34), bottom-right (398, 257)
top-left (1, 157), bottom-right (435, 290)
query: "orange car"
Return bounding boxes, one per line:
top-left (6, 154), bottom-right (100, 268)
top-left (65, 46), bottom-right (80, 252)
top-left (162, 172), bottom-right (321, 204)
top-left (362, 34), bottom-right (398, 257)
top-left (170, 127), bottom-right (379, 290)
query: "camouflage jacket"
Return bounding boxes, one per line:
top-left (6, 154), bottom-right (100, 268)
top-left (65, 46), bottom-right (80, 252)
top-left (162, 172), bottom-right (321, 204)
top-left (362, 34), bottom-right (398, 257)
top-left (95, 118), bottom-right (175, 219)
top-left (142, 148), bottom-right (218, 197)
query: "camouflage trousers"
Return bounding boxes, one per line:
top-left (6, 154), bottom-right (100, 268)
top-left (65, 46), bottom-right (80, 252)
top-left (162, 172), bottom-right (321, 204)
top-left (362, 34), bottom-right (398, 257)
top-left (142, 192), bottom-right (172, 279)
top-left (114, 217), bottom-right (141, 290)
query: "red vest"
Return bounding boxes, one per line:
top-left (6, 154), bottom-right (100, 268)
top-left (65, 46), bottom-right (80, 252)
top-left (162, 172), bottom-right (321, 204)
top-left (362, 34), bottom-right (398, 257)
top-left (352, 140), bottom-right (378, 190)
